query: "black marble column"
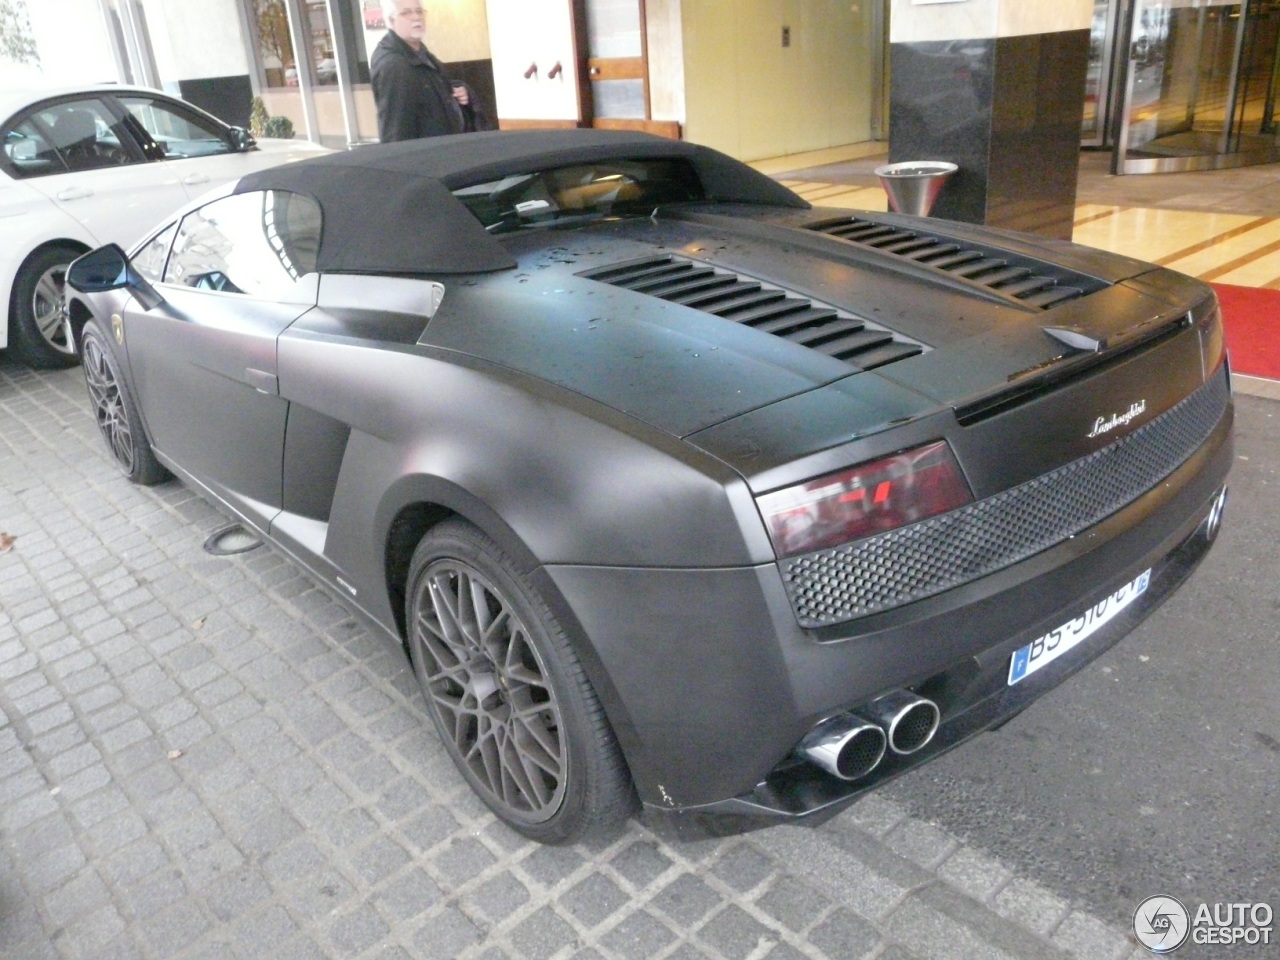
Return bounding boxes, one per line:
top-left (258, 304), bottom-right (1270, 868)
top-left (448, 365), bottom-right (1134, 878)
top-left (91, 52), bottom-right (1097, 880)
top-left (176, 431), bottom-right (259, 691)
top-left (889, 28), bottom-right (1089, 239)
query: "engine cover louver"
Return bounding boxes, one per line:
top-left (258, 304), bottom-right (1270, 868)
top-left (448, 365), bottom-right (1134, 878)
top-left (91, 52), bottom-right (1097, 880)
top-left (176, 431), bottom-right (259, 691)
top-left (578, 255), bottom-right (926, 371)
top-left (806, 217), bottom-right (1105, 310)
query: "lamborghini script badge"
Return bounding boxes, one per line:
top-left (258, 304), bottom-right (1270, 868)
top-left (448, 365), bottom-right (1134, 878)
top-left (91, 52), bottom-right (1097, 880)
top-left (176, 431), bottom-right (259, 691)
top-left (1088, 400), bottom-right (1147, 438)
top-left (111, 313), bottom-right (123, 345)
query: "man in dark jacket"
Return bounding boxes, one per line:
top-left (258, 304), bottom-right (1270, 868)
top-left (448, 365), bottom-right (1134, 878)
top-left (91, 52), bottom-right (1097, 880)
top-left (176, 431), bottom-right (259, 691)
top-left (371, 1), bottom-right (486, 141)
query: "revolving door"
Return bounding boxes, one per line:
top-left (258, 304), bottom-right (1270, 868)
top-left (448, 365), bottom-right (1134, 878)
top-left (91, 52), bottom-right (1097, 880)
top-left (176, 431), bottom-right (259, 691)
top-left (1088, 0), bottom-right (1280, 173)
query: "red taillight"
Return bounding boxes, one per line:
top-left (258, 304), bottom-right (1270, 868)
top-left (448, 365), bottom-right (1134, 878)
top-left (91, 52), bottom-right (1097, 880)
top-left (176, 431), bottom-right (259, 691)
top-left (756, 441), bottom-right (973, 558)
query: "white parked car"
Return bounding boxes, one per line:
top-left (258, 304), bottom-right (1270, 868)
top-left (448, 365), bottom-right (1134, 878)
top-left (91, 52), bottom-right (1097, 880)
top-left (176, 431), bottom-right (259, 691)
top-left (1, 84), bottom-right (328, 367)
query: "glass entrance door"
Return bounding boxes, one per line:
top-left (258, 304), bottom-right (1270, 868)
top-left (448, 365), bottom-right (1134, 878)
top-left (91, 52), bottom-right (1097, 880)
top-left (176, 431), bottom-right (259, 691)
top-left (1084, 0), bottom-right (1122, 145)
top-left (247, 0), bottom-right (310, 137)
top-left (246, 0), bottom-right (370, 147)
top-left (1114, 0), bottom-right (1280, 172)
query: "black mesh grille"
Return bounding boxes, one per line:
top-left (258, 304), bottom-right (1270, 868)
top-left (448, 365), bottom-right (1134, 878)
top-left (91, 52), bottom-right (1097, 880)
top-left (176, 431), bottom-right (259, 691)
top-left (806, 217), bottom-right (1107, 310)
top-left (578, 255), bottom-right (925, 370)
top-left (780, 373), bottom-right (1230, 628)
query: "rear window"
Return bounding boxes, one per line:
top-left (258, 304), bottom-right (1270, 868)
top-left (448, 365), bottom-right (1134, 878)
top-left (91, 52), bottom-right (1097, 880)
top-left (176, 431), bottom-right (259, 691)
top-left (452, 158), bottom-right (705, 233)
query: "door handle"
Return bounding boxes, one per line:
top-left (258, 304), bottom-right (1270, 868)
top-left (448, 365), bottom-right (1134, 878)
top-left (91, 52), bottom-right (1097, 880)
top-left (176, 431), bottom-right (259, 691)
top-left (183, 173), bottom-right (211, 185)
top-left (524, 62), bottom-right (538, 79)
top-left (244, 367), bottom-right (279, 395)
top-left (56, 187), bottom-right (94, 201)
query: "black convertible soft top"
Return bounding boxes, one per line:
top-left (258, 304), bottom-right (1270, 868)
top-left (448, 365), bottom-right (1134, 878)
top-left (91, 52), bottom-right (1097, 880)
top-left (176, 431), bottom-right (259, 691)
top-left (232, 129), bottom-right (808, 275)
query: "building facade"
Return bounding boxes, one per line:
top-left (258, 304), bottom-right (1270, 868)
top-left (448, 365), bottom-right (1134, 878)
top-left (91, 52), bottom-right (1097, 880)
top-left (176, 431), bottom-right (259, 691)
top-left (5, 0), bottom-right (1280, 173)
top-left (5, 0), bottom-right (886, 159)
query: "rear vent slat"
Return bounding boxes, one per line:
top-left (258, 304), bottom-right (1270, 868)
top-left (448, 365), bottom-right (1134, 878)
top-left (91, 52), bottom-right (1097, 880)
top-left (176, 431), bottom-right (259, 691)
top-left (903, 243), bottom-right (962, 262)
top-left (829, 223), bottom-right (900, 242)
top-left (638, 272), bottom-right (737, 299)
top-left (979, 267), bottom-right (1035, 287)
top-left (626, 264), bottom-right (714, 289)
top-left (807, 217), bottom-right (1106, 310)
top-left (849, 341), bottom-right (926, 369)
top-left (862, 230), bottom-right (917, 248)
top-left (878, 237), bottom-right (940, 256)
top-left (1024, 286), bottom-right (1085, 309)
top-left (696, 289), bottom-right (790, 316)
top-left (622, 263), bottom-right (698, 286)
top-left (914, 250), bottom-right (985, 270)
top-left (725, 299), bottom-right (813, 326)
top-left (809, 329), bottom-right (894, 355)
top-left (753, 307), bottom-right (841, 336)
top-left (790, 320), bottom-right (872, 348)
top-left (674, 282), bottom-right (760, 308)
top-left (586, 256), bottom-right (685, 285)
top-left (997, 276), bottom-right (1057, 298)
top-left (578, 255), bottom-right (926, 372)
top-left (949, 259), bottom-right (1010, 279)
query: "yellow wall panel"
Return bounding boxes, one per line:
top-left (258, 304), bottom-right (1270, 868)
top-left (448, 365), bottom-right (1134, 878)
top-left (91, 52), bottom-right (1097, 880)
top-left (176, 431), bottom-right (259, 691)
top-left (683, 0), bottom-right (875, 161)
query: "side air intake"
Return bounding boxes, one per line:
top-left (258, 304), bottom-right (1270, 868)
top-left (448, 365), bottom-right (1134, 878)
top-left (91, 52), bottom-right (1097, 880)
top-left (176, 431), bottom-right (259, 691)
top-left (578, 255), bottom-right (925, 371)
top-left (807, 216), bottom-right (1106, 310)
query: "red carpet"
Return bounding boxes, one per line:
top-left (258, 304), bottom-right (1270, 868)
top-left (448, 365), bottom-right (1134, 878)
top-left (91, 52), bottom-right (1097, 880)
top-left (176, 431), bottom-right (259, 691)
top-left (1210, 283), bottom-right (1280, 381)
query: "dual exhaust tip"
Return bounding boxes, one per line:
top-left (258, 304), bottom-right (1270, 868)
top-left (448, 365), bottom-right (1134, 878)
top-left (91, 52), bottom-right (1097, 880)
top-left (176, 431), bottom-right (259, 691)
top-left (798, 691), bottom-right (940, 782)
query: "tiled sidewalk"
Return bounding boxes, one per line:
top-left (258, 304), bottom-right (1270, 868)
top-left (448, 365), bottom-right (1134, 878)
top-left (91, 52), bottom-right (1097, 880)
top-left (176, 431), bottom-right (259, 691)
top-left (0, 362), bottom-right (1154, 960)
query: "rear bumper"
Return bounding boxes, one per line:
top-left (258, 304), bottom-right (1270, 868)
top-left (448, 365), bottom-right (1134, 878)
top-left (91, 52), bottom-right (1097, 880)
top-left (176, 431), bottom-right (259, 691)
top-left (654, 478), bottom-right (1228, 835)
top-left (545, 376), bottom-right (1234, 820)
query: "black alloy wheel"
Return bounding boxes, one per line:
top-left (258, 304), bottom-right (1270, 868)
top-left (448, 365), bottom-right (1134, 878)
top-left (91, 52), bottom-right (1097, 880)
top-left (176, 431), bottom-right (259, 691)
top-left (406, 520), bottom-right (634, 843)
top-left (81, 320), bottom-right (169, 485)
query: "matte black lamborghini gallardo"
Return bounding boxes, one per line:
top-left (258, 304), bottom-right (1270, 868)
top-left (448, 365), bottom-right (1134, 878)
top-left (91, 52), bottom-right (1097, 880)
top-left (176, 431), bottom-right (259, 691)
top-left (66, 130), bottom-right (1232, 843)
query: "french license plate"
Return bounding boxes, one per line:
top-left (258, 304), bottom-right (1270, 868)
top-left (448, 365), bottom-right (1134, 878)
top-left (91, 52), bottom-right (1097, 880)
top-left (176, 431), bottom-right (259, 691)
top-left (1007, 569), bottom-right (1151, 685)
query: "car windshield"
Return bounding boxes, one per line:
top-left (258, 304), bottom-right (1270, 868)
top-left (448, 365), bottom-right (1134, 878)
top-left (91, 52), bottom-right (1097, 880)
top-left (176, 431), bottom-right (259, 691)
top-left (452, 158), bottom-right (706, 233)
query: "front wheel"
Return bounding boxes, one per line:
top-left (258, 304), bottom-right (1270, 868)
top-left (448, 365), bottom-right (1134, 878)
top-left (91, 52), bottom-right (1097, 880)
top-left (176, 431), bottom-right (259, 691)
top-left (10, 245), bottom-right (81, 368)
top-left (81, 320), bottom-right (169, 485)
top-left (406, 520), bottom-right (635, 843)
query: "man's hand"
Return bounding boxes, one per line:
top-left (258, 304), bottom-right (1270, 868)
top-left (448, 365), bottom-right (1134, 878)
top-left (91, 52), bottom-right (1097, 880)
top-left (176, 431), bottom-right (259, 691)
top-left (451, 84), bottom-right (470, 107)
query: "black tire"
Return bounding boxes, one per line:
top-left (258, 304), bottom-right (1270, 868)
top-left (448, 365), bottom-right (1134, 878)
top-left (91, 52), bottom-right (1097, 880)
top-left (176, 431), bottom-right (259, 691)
top-left (80, 320), bottom-right (170, 485)
top-left (406, 519), bottom-right (635, 843)
top-left (10, 244), bottom-right (82, 368)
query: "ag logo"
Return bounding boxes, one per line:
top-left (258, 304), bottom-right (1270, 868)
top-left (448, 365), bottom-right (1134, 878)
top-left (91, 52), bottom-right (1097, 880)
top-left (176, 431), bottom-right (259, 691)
top-left (111, 313), bottom-right (123, 345)
top-left (1134, 895), bottom-right (1190, 953)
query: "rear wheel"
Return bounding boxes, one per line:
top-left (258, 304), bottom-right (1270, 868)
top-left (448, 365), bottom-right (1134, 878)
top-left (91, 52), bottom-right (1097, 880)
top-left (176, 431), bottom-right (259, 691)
top-left (406, 520), bottom-right (635, 843)
top-left (10, 245), bottom-right (81, 368)
top-left (81, 320), bottom-right (169, 485)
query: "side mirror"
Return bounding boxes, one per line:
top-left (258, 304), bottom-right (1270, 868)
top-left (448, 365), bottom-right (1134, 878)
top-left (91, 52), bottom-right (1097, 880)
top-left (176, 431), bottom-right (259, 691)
top-left (227, 125), bottom-right (257, 152)
top-left (67, 244), bottom-right (165, 310)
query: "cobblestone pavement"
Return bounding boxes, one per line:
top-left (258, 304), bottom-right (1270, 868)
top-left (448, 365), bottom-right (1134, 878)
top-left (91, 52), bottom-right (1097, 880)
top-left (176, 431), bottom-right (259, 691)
top-left (1, 360), bottom-right (1155, 960)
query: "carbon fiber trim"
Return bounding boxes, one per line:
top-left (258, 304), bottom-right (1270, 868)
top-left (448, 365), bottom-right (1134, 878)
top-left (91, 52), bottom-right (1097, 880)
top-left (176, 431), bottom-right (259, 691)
top-left (780, 372), bottom-right (1231, 628)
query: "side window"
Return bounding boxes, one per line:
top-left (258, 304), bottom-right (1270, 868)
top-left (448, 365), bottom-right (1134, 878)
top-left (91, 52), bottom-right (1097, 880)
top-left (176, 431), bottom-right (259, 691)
top-left (133, 223), bottom-right (179, 283)
top-left (164, 190), bottom-right (322, 299)
top-left (119, 96), bottom-right (231, 159)
top-left (2, 98), bottom-right (137, 177)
